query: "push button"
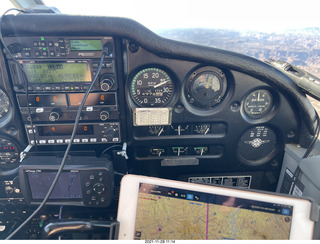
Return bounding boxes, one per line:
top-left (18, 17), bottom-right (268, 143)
top-left (93, 183), bottom-right (105, 194)
top-left (42, 51), bottom-right (48, 57)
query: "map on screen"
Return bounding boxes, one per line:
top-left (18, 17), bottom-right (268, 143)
top-left (134, 183), bottom-right (292, 240)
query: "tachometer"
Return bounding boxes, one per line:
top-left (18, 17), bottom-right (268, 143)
top-left (0, 89), bottom-right (10, 120)
top-left (243, 89), bottom-right (273, 119)
top-left (130, 68), bottom-right (175, 107)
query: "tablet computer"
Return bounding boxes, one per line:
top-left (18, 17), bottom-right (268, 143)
top-left (117, 175), bottom-right (315, 240)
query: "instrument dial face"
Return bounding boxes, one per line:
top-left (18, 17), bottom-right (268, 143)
top-left (237, 126), bottom-right (277, 165)
top-left (130, 68), bottom-right (174, 107)
top-left (0, 138), bottom-right (20, 170)
top-left (0, 89), bottom-right (10, 120)
top-left (148, 126), bottom-right (166, 136)
top-left (244, 89), bottom-right (273, 118)
top-left (184, 67), bottom-right (227, 110)
top-left (193, 124), bottom-right (211, 134)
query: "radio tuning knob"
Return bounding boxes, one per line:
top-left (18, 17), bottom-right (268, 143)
top-left (49, 109), bottom-right (62, 122)
top-left (99, 75), bottom-right (114, 91)
top-left (100, 109), bottom-right (110, 121)
top-left (105, 127), bottom-right (117, 141)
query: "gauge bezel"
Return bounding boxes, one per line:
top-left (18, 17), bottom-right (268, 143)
top-left (236, 125), bottom-right (280, 166)
top-left (241, 87), bottom-right (279, 123)
top-left (0, 88), bottom-right (12, 126)
top-left (0, 135), bottom-right (22, 176)
top-left (182, 66), bottom-right (230, 116)
top-left (128, 66), bottom-right (178, 108)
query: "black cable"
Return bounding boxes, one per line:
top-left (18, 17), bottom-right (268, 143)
top-left (100, 144), bottom-right (122, 156)
top-left (0, 9), bottom-right (38, 149)
top-left (5, 47), bottom-right (108, 240)
top-left (302, 110), bottom-right (320, 159)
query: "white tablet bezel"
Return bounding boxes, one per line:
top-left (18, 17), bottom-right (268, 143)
top-left (117, 174), bottom-right (315, 240)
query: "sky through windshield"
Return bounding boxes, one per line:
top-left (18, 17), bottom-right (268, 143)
top-left (41, 0), bottom-right (320, 32)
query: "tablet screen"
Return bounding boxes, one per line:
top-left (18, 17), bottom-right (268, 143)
top-left (134, 183), bottom-right (293, 240)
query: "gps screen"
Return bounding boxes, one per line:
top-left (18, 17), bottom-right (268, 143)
top-left (134, 183), bottom-right (293, 240)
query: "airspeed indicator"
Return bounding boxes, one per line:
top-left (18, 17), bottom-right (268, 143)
top-left (130, 68), bottom-right (175, 107)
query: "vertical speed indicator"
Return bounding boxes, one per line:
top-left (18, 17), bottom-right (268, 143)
top-left (130, 68), bottom-right (175, 107)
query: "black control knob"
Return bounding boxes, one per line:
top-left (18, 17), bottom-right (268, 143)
top-left (49, 109), bottom-right (62, 122)
top-left (7, 43), bottom-right (22, 54)
top-left (105, 127), bottom-right (117, 141)
top-left (100, 109), bottom-right (110, 121)
top-left (99, 75), bottom-right (114, 91)
top-left (93, 183), bottom-right (105, 195)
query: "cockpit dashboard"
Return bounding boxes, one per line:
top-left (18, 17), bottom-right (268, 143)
top-left (0, 13), bottom-right (318, 239)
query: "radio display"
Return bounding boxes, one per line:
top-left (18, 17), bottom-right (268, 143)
top-left (38, 125), bottom-right (94, 136)
top-left (17, 94), bottom-right (67, 107)
top-left (27, 171), bottom-right (82, 200)
top-left (70, 39), bottom-right (102, 51)
top-left (24, 62), bottom-right (92, 83)
top-left (69, 93), bottom-right (116, 106)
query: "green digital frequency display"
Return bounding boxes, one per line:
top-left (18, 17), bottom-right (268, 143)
top-left (24, 62), bottom-right (92, 83)
top-left (69, 39), bottom-right (102, 51)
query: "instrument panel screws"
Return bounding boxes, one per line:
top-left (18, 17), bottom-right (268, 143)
top-left (129, 42), bottom-right (139, 53)
top-left (271, 159), bottom-right (278, 167)
top-left (174, 104), bottom-right (184, 113)
top-left (231, 102), bottom-right (240, 112)
top-left (287, 130), bottom-right (296, 138)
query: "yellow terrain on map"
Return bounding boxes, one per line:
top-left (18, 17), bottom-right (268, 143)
top-left (134, 193), bottom-right (291, 240)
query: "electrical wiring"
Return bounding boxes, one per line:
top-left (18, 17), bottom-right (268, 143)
top-left (5, 41), bottom-right (109, 240)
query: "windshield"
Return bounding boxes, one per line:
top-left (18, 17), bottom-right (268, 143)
top-left (42, 0), bottom-right (319, 32)
top-left (34, 1), bottom-right (320, 74)
top-left (2, 0), bottom-right (320, 108)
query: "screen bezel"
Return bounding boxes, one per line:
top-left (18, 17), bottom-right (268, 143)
top-left (26, 170), bottom-right (83, 201)
top-left (69, 39), bottom-right (103, 51)
top-left (21, 60), bottom-right (92, 84)
top-left (117, 175), bottom-right (315, 240)
top-left (22, 169), bottom-right (84, 205)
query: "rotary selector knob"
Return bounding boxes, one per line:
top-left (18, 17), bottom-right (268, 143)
top-left (5, 186), bottom-right (13, 194)
top-left (100, 109), bottom-right (110, 121)
top-left (105, 127), bottom-right (117, 141)
top-left (49, 109), bottom-right (62, 122)
top-left (99, 75), bottom-right (114, 91)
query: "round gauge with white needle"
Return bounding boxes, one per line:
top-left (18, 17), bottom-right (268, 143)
top-left (0, 89), bottom-right (10, 120)
top-left (130, 68), bottom-right (175, 107)
top-left (244, 89), bottom-right (273, 119)
top-left (193, 124), bottom-right (211, 135)
top-left (184, 67), bottom-right (227, 110)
